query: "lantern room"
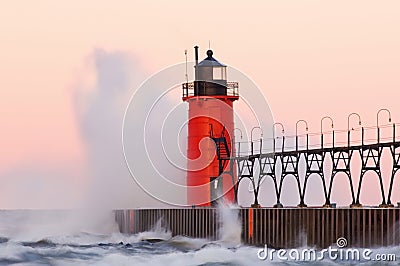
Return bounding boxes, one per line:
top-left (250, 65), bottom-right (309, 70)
top-left (194, 49), bottom-right (228, 96)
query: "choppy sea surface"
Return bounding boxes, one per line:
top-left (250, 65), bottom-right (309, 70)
top-left (0, 209), bottom-right (399, 265)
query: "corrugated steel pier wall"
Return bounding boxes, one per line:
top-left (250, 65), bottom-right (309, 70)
top-left (115, 208), bottom-right (400, 248)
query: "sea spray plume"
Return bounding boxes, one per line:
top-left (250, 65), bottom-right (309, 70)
top-left (73, 49), bottom-right (190, 208)
top-left (217, 202), bottom-right (242, 247)
top-left (0, 50), bottom-right (142, 210)
top-left (72, 49), bottom-right (163, 209)
top-left (73, 49), bottom-right (136, 209)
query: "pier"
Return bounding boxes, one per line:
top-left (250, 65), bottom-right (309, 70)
top-left (115, 208), bottom-right (400, 248)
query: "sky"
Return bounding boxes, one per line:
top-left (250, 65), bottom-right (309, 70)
top-left (1, 1), bottom-right (400, 208)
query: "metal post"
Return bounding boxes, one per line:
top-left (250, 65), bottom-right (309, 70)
top-left (307, 134), bottom-right (309, 150)
top-left (233, 128), bottom-right (243, 158)
top-left (348, 130), bottom-right (350, 147)
top-left (394, 123), bottom-right (396, 143)
top-left (362, 127), bottom-right (364, 146)
top-left (321, 133), bottom-right (324, 149)
top-left (377, 127), bottom-right (380, 144)
top-left (273, 122), bottom-right (285, 153)
top-left (273, 138), bottom-right (276, 153)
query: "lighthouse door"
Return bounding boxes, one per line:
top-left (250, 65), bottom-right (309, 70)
top-left (210, 176), bottom-right (223, 206)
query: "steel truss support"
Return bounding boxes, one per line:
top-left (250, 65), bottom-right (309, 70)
top-left (258, 154), bottom-right (279, 207)
top-left (355, 145), bottom-right (386, 206)
top-left (303, 150), bottom-right (329, 206)
top-left (327, 148), bottom-right (356, 205)
top-left (387, 142), bottom-right (400, 205)
top-left (234, 157), bottom-right (255, 204)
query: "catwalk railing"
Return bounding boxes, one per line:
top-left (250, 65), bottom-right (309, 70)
top-left (228, 123), bottom-right (400, 208)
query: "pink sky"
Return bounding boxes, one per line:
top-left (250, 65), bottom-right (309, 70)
top-left (1, 1), bottom-right (400, 208)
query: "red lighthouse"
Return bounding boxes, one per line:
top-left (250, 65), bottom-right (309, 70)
top-left (182, 46), bottom-right (239, 206)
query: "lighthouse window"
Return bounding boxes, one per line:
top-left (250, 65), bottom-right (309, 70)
top-left (213, 67), bottom-right (225, 80)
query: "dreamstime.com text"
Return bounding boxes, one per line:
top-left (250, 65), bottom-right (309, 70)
top-left (257, 237), bottom-right (396, 262)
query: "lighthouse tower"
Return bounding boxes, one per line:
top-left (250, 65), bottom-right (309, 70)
top-left (182, 46), bottom-right (239, 206)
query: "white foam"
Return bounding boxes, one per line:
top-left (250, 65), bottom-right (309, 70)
top-left (0, 210), bottom-right (399, 265)
top-left (136, 218), bottom-right (171, 242)
top-left (0, 210), bottom-right (118, 242)
top-left (217, 203), bottom-right (242, 247)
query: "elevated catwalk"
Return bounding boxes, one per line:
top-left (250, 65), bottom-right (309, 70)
top-left (115, 208), bottom-right (400, 248)
top-left (232, 123), bottom-right (400, 208)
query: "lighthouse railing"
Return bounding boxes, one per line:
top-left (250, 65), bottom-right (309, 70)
top-left (182, 81), bottom-right (239, 97)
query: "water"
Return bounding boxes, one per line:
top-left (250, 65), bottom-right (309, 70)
top-left (0, 208), bottom-right (398, 265)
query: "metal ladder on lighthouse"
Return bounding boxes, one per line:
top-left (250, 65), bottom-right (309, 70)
top-left (209, 124), bottom-right (231, 175)
top-left (209, 124), bottom-right (233, 205)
